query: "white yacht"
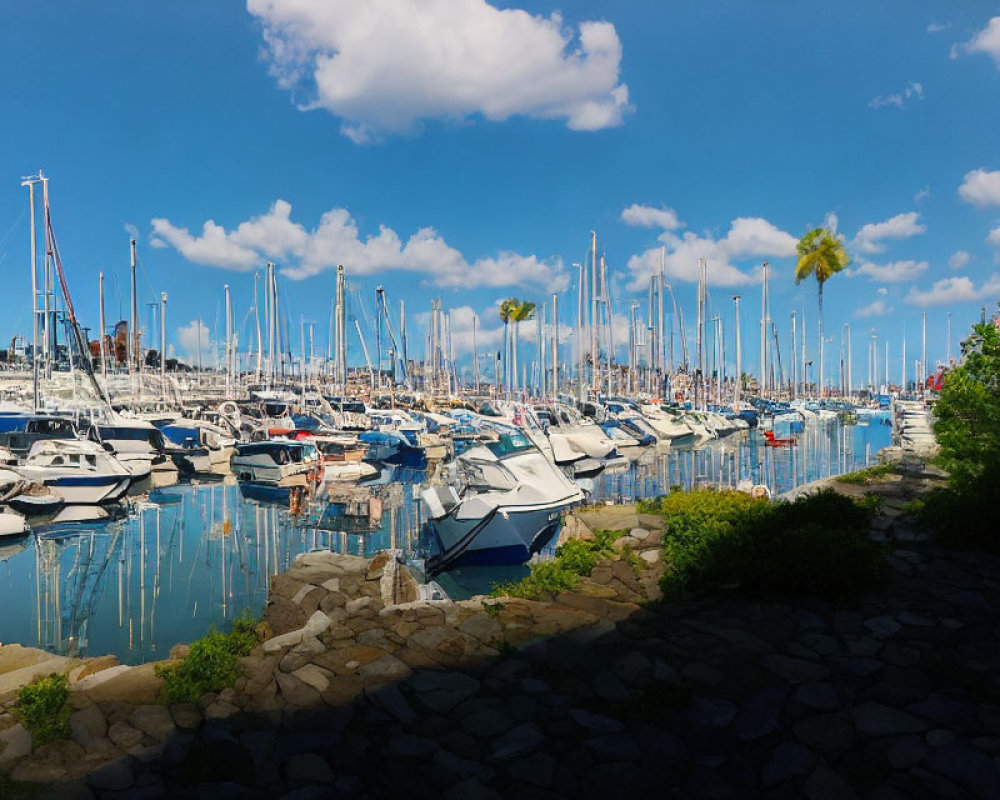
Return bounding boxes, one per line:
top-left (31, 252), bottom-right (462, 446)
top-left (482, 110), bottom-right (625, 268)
top-left (421, 428), bottom-right (584, 574)
top-left (15, 439), bottom-right (132, 505)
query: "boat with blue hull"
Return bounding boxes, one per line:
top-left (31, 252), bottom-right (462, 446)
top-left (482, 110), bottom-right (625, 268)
top-left (421, 429), bottom-right (583, 575)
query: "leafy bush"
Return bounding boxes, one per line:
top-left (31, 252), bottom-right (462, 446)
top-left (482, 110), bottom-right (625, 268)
top-left (918, 464), bottom-right (999, 552)
top-left (835, 463), bottom-right (896, 485)
top-left (919, 312), bottom-right (1000, 551)
top-left (491, 561), bottom-right (580, 599)
top-left (491, 527), bottom-right (628, 600)
top-left (157, 612), bottom-right (260, 705)
top-left (655, 489), bottom-right (885, 600)
top-left (14, 673), bottom-right (71, 746)
top-left (933, 314), bottom-right (1000, 488)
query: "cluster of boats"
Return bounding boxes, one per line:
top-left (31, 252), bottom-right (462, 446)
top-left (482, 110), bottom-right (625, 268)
top-left (0, 390), bottom-right (895, 576)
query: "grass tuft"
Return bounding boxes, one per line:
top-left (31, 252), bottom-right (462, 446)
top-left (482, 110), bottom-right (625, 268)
top-left (156, 611), bottom-right (261, 705)
top-left (835, 463), bottom-right (896, 485)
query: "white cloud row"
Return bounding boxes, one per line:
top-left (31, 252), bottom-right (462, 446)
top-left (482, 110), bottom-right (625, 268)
top-left (958, 168), bottom-right (1000, 207)
top-left (620, 204), bottom-right (798, 290)
top-left (247, 0), bottom-right (630, 143)
top-left (851, 259), bottom-right (928, 283)
top-left (151, 200), bottom-right (567, 291)
top-left (953, 16), bottom-right (1000, 69)
top-left (905, 275), bottom-right (1000, 307)
top-left (852, 212), bottom-right (925, 254)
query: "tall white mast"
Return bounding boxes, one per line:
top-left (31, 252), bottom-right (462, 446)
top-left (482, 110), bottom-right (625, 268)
top-left (224, 284), bottom-right (232, 397)
top-left (901, 324), bottom-right (906, 391)
top-left (759, 261), bottom-right (769, 397)
top-left (590, 231), bottom-right (598, 396)
top-left (576, 262), bottom-right (584, 401)
top-left (129, 238), bottom-right (138, 387)
top-left (253, 273), bottom-right (263, 383)
top-left (921, 311), bottom-right (927, 388)
top-left (472, 312), bottom-right (480, 392)
top-left (160, 291), bottom-right (167, 398)
top-left (733, 295), bottom-right (742, 406)
top-left (99, 272), bottom-right (108, 388)
top-left (551, 293), bottom-right (558, 398)
top-left (21, 175), bottom-right (41, 410)
top-left (41, 173), bottom-right (52, 376)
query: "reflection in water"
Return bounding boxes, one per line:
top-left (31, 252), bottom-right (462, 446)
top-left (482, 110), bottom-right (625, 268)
top-left (592, 421), bottom-right (891, 503)
top-left (0, 420), bottom-right (890, 663)
top-left (0, 477), bottom-right (427, 665)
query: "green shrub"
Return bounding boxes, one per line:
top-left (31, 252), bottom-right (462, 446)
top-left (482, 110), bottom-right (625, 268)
top-left (157, 612), bottom-right (260, 705)
top-left (657, 488), bottom-right (886, 601)
top-left (835, 463), bottom-right (896, 485)
top-left (14, 673), bottom-right (71, 746)
top-left (491, 561), bottom-right (580, 599)
top-left (918, 465), bottom-right (999, 552)
top-left (491, 527), bottom-right (630, 600)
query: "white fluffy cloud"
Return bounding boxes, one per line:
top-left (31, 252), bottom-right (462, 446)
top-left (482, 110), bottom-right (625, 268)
top-left (954, 16), bottom-right (1000, 68)
top-left (151, 199), bottom-right (567, 291)
top-left (247, 0), bottom-right (631, 142)
top-left (949, 250), bottom-right (971, 270)
top-left (958, 168), bottom-right (1000, 207)
top-left (905, 274), bottom-right (1000, 307)
top-left (620, 204), bottom-right (683, 230)
top-left (988, 226), bottom-right (1000, 249)
top-left (625, 216), bottom-right (798, 290)
top-left (851, 259), bottom-right (928, 283)
top-left (868, 82), bottom-right (924, 109)
top-left (852, 212), bottom-right (925, 254)
top-left (855, 299), bottom-right (891, 318)
top-left (927, 22), bottom-right (950, 34)
top-left (176, 320), bottom-right (215, 365)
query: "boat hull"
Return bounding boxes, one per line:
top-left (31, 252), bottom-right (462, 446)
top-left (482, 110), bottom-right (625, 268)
top-left (427, 504), bottom-right (565, 574)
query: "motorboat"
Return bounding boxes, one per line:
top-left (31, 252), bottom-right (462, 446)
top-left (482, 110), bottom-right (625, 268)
top-left (154, 418), bottom-right (236, 475)
top-left (421, 427), bottom-right (584, 574)
top-left (231, 440), bottom-right (320, 487)
top-left (14, 439), bottom-right (132, 505)
top-left (86, 417), bottom-right (176, 485)
top-left (358, 430), bottom-right (428, 470)
top-left (0, 414), bottom-right (80, 458)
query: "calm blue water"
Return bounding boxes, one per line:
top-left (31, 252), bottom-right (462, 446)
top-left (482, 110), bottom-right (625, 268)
top-left (0, 419), bottom-right (890, 663)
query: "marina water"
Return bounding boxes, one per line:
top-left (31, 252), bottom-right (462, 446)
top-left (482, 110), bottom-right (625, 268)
top-left (0, 419), bottom-right (890, 664)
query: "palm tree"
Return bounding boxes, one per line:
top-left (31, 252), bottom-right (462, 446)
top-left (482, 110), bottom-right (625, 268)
top-left (498, 297), bottom-right (519, 395)
top-left (795, 227), bottom-right (849, 396)
top-left (510, 300), bottom-right (536, 395)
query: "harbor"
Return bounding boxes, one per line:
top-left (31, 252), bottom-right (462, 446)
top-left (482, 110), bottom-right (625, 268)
top-left (3, 3), bottom-right (999, 795)
top-left (0, 404), bottom-right (892, 665)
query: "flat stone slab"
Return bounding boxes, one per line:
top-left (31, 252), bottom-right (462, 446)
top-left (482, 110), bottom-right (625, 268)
top-left (0, 650), bottom-right (79, 696)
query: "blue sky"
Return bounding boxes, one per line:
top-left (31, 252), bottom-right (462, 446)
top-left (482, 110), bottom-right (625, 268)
top-left (2, 1), bottom-right (1000, 386)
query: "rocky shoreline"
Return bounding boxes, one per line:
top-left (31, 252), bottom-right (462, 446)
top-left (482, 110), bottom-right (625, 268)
top-left (1, 455), bottom-right (999, 798)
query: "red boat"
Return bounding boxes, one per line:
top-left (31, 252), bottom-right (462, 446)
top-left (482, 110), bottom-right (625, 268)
top-left (763, 429), bottom-right (797, 447)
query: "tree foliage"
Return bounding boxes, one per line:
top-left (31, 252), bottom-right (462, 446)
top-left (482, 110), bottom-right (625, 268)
top-left (933, 315), bottom-right (1000, 486)
top-left (795, 227), bottom-right (850, 288)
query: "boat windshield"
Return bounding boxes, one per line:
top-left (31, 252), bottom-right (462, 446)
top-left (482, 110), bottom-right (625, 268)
top-left (485, 432), bottom-right (533, 458)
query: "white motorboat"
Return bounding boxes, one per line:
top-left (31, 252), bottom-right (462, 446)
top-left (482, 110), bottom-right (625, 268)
top-left (14, 439), bottom-right (132, 505)
top-left (421, 428), bottom-right (584, 574)
top-left (231, 440), bottom-right (320, 487)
